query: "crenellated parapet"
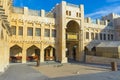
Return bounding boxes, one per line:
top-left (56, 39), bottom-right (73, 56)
top-left (84, 17), bottom-right (108, 25)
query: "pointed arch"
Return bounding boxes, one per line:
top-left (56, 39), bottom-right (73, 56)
top-left (44, 45), bottom-right (56, 61)
top-left (10, 45), bottom-right (22, 63)
top-left (26, 45), bottom-right (40, 62)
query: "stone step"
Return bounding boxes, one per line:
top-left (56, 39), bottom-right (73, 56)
top-left (0, 11), bottom-right (5, 14)
top-left (1, 14), bottom-right (8, 17)
top-left (0, 7), bottom-right (4, 11)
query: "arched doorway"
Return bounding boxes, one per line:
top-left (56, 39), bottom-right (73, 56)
top-left (27, 45), bottom-right (40, 62)
top-left (91, 46), bottom-right (96, 56)
top-left (44, 46), bottom-right (56, 61)
top-left (66, 20), bottom-right (80, 61)
top-left (10, 45), bottom-right (22, 63)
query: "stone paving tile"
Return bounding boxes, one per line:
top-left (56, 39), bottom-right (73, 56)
top-left (49, 71), bottom-right (120, 80)
top-left (0, 63), bottom-right (120, 80)
top-left (0, 64), bottom-right (49, 80)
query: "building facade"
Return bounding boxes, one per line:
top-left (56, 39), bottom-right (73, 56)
top-left (0, 0), bottom-right (12, 72)
top-left (1, 1), bottom-right (120, 72)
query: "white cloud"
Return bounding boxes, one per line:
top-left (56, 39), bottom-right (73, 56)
top-left (85, 4), bottom-right (120, 19)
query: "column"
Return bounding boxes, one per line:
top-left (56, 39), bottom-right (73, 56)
top-left (33, 23), bottom-right (35, 39)
top-left (41, 9), bottom-right (45, 17)
top-left (23, 21), bottom-right (27, 40)
top-left (22, 46), bottom-right (26, 63)
top-left (89, 32), bottom-right (91, 41)
top-left (98, 32), bottom-right (100, 41)
top-left (56, 1), bottom-right (67, 63)
top-left (0, 50), bottom-right (4, 72)
top-left (40, 44), bottom-right (44, 62)
top-left (41, 23), bottom-right (44, 40)
top-left (24, 7), bottom-right (28, 15)
top-left (0, 42), bottom-right (5, 72)
top-left (16, 26), bottom-right (18, 36)
top-left (76, 30), bottom-right (84, 61)
top-left (50, 24), bottom-right (52, 40)
top-left (50, 48), bottom-right (53, 60)
top-left (106, 33), bottom-right (108, 41)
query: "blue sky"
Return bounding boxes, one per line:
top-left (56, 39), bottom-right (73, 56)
top-left (13, 0), bottom-right (120, 19)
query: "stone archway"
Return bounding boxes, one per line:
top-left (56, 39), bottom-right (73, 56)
top-left (44, 46), bottom-right (56, 61)
top-left (66, 20), bottom-right (80, 61)
top-left (10, 45), bottom-right (22, 63)
top-left (27, 45), bottom-right (40, 62)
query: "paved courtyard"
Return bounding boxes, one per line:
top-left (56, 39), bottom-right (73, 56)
top-left (0, 64), bottom-right (48, 80)
top-left (33, 63), bottom-right (110, 78)
top-left (0, 63), bottom-right (120, 80)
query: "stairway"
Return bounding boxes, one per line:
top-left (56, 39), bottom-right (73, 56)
top-left (0, 0), bottom-right (11, 35)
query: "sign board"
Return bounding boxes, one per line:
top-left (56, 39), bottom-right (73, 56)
top-left (67, 34), bottom-right (78, 40)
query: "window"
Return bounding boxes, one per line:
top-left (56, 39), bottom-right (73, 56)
top-left (91, 33), bottom-right (94, 40)
top-left (111, 34), bottom-right (113, 40)
top-left (44, 29), bottom-right (50, 37)
top-left (95, 33), bottom-right (98, 40)
top-left (107, 20), bottom-right (110, 22)
top-left (79, 13), bottom-right (81, 17)
top-left (86, 32), bottom-right (89, 39)
top-left (12, 26), bottom-right (16, 35)
top-left (103, 34), bottom-right (106, 40)
top-left (27, 27), bottom-right (33, 36)
top-left (52, 29), bottom-right (56, 37)
top-left (108, 34), bottom-right (110, 40)
top-left (100, 33), bottom-right (102, 40)
top-left (76, 12), bottom-right (78, 17)
top-left (18, 26), bottom-right (23, 36)
top-left (54, 12), bottom-right (56, 18)
top-left (69, 11), bottom-right (71, 16)
top-left (66, 10), bottom-right (68, 15)
top-left (35, 28), bottom-right (41, 36)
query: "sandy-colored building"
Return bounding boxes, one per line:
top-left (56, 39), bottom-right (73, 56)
top-left (1, 1), bottom-right (120, 72)
top-left (0, 0), bottom-right (12, 72)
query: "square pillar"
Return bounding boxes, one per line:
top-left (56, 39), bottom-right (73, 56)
top-left (22, 48), bottom-right (26, 63)
top-left (40, 46), bottom-right (44, 63)
top-left (50, 48), bottom-right (53, 60)
top-left (0, 43), bottom-right (5, 72)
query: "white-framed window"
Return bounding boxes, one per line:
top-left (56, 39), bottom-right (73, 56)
top-left (27, 27), bottom-right (33, 36)
top-left (19, 26), bottom-right (23, 36)
top-left (86, 32), bottom-right (89, 39)
top-left (35, 28), bottom-right (41, 36)
top-left (44, 29), bottom-right (50, 37)
top-left (52, 29), bottom-right (56, 37)
top-left (91, 32), bottom-right (94, 40)
top-left (12, 26), bottom-right (16, 35)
